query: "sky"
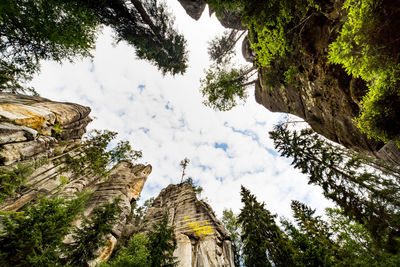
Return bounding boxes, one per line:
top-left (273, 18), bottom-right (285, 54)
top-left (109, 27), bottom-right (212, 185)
top-left (31, 2), bottom-right (332, 220)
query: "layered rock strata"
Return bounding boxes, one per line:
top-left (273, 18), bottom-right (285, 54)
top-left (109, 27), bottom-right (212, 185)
top-left (140, 182), bottom-right (235, 267)
top-left (0, 93), bottom-right (151, 265)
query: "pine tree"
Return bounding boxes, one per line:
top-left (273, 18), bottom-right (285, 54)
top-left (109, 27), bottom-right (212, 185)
top-left (64, 198), bottom-right (121, 266)
top-left (0, 193), bottom-right (89, 266)
top-left (281, 201), bottom-right (338, 266)
top-left (82, 0), bottom-right (188, 76)
top-left (147, 213), bottom-right (178, 267)
top-left (221, 208), bottom-right (242, 266)
top-left (238, 186), bottom-right (295, 267)
top-left (269, 124), bottom-right (400, 253)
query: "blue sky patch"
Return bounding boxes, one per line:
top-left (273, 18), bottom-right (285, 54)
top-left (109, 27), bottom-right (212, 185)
top-left (139, 127), bottom-right (150, 134)
top-left (165, 101), bottom-right (174, 111)
top-left (214, 142), bottom-right (228, 152)
top-left (138, 84), bottom-right (146, 94)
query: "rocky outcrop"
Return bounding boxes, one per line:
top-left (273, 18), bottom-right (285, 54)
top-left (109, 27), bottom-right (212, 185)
top-left (85, 162), bottom-right (152, 266)
top-left (253, 11), bottom-right (400, 161)
top-left (0, 93), bottom-right (151, 265)
top-left (0, 93), bottom-right (91, 165)
top-left (177, 0), bottom-right (206, 20)
top-left (177, 0), bottom-right (245, 30)
top-left (140, 182), bottom-right (235, 267)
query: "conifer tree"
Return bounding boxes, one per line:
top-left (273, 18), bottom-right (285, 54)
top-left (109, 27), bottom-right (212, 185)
top-left (281, 201), bottom-right (338, 266)
top-left (238, 186), bottom-right (295, 267)
top-left (269, 124), bottom-right (400, 253)
top-left (222, 208), bottom-right (242, 266)
top-left (147, 213), bottom-right (178, 267)
top-left (0, 193), bottom-right (89, 266)
top-left (81, 0), bottom-right (188, 76)
top-left (64, 198), bottom-right (121, 266)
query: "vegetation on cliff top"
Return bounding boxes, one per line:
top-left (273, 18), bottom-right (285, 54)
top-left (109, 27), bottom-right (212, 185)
top-left (205, 0), bottom-right (400, 145)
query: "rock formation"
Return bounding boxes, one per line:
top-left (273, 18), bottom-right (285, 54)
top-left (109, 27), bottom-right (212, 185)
top-left (0, 93), bottom-right (151, 264)
top-left (177, 0), bottom-right (206, 20)
top-left (140, 182), bottom-right (235, 267)
top-left (176, 0), bottom-right (400, 162)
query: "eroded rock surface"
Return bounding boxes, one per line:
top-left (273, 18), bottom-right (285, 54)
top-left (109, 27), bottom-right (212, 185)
top-left (141, 182), bottom-right (235, 267)
top-left (0, 93), bottom-right (151, 265)
top-left (0, 93), bottom-right (91, 165)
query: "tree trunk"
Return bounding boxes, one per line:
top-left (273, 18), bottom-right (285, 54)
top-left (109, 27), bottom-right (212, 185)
top-left (130, 0), bottom-right (159, 37)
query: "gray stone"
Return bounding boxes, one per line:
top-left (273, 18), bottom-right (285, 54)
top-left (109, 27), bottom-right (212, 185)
top-left (177, 0), bottom-right (206, 20)
top-left (140, 182), bottom-right (235, 267)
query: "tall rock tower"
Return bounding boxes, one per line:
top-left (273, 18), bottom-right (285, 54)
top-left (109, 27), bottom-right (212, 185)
top-left (141, 182), bottom-right (235, 267)
top-left (0, 93), bottom-right (151, 264)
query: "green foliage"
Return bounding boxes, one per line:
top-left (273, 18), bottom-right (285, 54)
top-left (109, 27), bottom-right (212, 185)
top-left (327, 208), bottom-right (400, 266)
top-left (63, 129), bottom-right (142, 177)
top-left (269, 124), bottom-right (400, 253)
top-left (221, 208), bottom-right (242, 266)
top-left (0, 0), bottom-right (98, 93)
top-left (104, 214), bottom-right (177, 267)
top-left (328, 0), bottom-right (400, 143)
top-left (64, 198), bottom-right (121, 266)
top-left (208, 29), bottom-right (243, 64)
top-left (0, 193), bottom-right (89, 266)
top-left (283, 66), bottom-right (298, 85)
top-left (200, 64), bottom-right (255, 111)
top-left (83, 0), bottom-right (188, 76)
top-left (184, 177), bottom-right (203, 196)
top-left (0, 164), bottom-right (33, 203)
top-left (238, 186), bottom-right (295, 267)
top-left (281, 201), bottom-right (338, 266)
top-left (103, 234), bottom-right (151, 267)
top-left (0, 0), bottom-right (188, 93)
top-left (206, 0), bottom-right (319, 68)
top-left (146, 213), bottom-right (178, 267)
top-left (131, 197), bottom-right (154, 228)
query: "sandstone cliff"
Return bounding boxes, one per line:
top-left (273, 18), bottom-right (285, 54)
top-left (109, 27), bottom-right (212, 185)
top-left (177, 0), bottom-right (400, 165)
top-left (140, 182), bottom-right (235, 267)
top-left (0, 93), bottom-right (152, 264)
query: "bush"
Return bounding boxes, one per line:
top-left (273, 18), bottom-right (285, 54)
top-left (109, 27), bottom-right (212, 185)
top-left (328, 0), bottom-right (400, 143)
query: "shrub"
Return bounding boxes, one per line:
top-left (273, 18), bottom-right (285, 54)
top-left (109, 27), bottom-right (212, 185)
top-left (328, 0), bottom-right (400, 143)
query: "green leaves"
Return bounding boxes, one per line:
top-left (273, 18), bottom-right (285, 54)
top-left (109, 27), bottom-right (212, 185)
top-left (200, 64), bottom-right (254, 111)
top-left (328, 0), bottom-right (400, 143)
top-left (0, 164), bottom-right (33, 203)
top-left (238, 186), bottom-right (295, 267)
top-left (146, 213), bottom-right (178, 267)
top-left (65, 198), bottom-right (121, 266)
top-left (0, 193), bottom-right (89, 266)
top-left (269, 124), bottom-right (400, 253)
top-left (63, 129), bottom-right (142, 178)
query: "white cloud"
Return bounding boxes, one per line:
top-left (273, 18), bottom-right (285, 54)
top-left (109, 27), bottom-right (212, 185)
top-left (30, 3), bottom-right (332, 221)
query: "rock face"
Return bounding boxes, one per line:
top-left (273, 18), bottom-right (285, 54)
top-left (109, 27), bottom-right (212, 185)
top-left (251, 12), bottom-right (400, 161)
top-left (177, 0), bottom-right (245, 30)
top-left (0, 93), bottom-right (151, 265)
top-left (141, 182), bottom-right (235, 267)
top-left (0, 93), bottom-right (92, 165)
top-left (177, 0), bottom-right (206, 20)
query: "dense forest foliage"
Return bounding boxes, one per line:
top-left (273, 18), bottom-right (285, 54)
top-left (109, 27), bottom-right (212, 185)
top-left (1, 0), bottom-right (400, 266)
top-left (204, 0), bottom-right (400, 145)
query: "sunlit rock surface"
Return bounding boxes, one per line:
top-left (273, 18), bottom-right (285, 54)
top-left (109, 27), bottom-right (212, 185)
top-left (0, 93), bottom-right (151, 265)
top-left (141, 182), bottom-right (235, 267)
